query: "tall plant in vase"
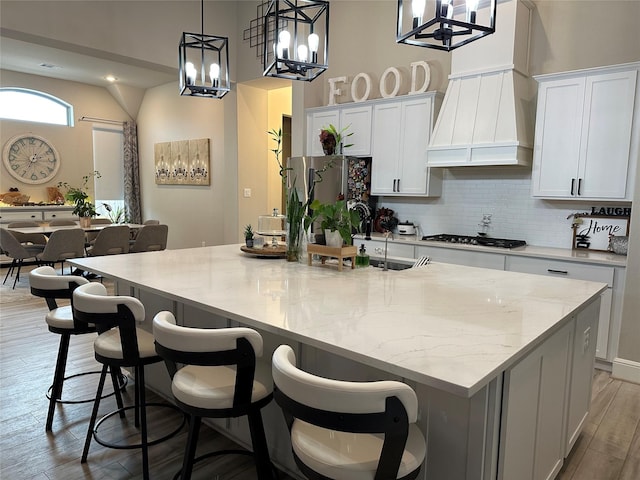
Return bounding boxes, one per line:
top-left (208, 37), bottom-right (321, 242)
top-left (57, 170), bottom-right (101, 228)
top-left (269, 128), bottom-right (335, 262)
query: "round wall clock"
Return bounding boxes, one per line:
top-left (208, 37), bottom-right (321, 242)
top-left (2, 133), bottom-right (61, 184)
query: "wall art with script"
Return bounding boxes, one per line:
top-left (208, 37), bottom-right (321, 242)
top-left (154, 138), bottom-right (210, 185)
top-left (572, 215), bottom-right (630, 252)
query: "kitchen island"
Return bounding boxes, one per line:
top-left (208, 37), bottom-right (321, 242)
top-left (69, 244), bottom-right (607, 480)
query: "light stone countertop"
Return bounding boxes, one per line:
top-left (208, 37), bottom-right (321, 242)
top-left (70, 244), bottom-right (607, 398)
top-left (357, 233), bottom-right (628, 267)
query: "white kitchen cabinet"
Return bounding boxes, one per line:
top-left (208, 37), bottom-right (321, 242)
top-left (532, 63), bottom-right (639, 200)
top-left (371, 93), bottom-right (442, 196)
top-left (306, 103), bottom-right (372, 157)
top-left (359, 238), bottom-right (414, 259)
top-left (505, 255), bottom-right (615, 361)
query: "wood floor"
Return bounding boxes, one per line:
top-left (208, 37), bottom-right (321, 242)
top-left (1, 265), bottom-right (639, 479)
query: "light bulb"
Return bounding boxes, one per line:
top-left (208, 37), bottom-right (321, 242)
top-left (308, 33), bottom-right (319, 53)
top-left (297, 44), bottom-right (308, 62)
top-left (209, 63), bottom-right (220, 87)
top-left (276, 43), bottom-right (284, 58)
top-left (278, 30), bottom-right (291, 48)
top-left (412, 0), bottom-right (426, 20)
top-left (185, 62), bottom-right (197, 85)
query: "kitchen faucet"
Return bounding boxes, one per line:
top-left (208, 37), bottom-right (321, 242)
top-left (383, 230), bottom-right (394, 271)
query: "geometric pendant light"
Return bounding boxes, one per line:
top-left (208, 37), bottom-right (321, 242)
top-left (397, 0), bottom-right (497, 51)
top-left (179, 0), bottom-right (230, 98)
top-left (263, 0), bottom-right (330, 82)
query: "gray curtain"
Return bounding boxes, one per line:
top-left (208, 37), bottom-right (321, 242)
top-left (123, 121), bottom-right (142, 224)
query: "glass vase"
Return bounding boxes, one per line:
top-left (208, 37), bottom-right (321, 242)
top-left (286, 219), bottom-right (303, 262)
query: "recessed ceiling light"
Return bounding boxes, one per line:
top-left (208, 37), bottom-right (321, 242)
top-left (39, 63), bottom-right (60, 69)
top-left (105, 75), bottom-right (118, 82)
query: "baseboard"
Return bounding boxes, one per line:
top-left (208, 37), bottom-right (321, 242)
top-left (611, 358), bottom-right (640, 384)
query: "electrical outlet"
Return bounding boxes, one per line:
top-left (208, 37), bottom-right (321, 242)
top-left (243, 188), bottom-right (251, 198)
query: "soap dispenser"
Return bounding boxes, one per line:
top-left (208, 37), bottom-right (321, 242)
top-left (356, 244), bottom-right (370, 268)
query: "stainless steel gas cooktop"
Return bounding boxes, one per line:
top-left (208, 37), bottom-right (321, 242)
top-left (422, 234), bottom-right (527, 249)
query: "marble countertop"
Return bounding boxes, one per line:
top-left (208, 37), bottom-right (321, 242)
top-left (70, 244), bottom-right (607, 397)
top-left (357, 233), bottom-right (627, 267)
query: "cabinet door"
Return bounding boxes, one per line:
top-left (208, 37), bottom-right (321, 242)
top-left (340, 104), bottom-right (372, 156)
top-left (371, 102), bottom-right (402, 195)
top-left (532, 77), bottom-right (585, 198)
top-left (579, 70), bottom-right (637, 199)
top-left (398, 97), bottom-right (431, 194)
top-left (307, 109), bottom-right (340, 156)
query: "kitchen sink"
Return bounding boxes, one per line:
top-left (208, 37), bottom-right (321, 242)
top-left (369, 259), bottom-right (413, 271)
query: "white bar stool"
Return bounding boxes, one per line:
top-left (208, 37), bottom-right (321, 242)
top-left (72, 283), bottom-right (185, 480)
top-left (272, 344), bottom-right (427, 480)
top-left (28, 266), bottom-right (126, 432)
top-left (153, 311), bottom-right (275, 480)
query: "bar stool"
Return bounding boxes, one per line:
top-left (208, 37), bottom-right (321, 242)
top-left (72, 282), bottom-right (185, 480)
top-left (28, 266), bottom-right (126, 432)
top-left (272, 344), bottom-right (427, 480)
top-left (153, 311), bottom-right (275, 480)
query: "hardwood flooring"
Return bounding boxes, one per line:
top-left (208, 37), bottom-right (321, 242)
top-left (1, 265), bottom-right (639, 479)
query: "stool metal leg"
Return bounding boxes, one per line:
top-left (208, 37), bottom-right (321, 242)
top-left (181, 415), bottom-right (202, 480)
top-left (109, 367), bottom-right (126, 419)
top-left (248, 410), bottom-right (275, 480)
top-left (137, 365), bottom-right (150, 480)
top-left (46, 333), bottom-right (70, 431)
top-left (82, 364), bottom-right (108, 463)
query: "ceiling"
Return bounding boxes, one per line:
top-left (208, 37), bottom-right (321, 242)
top-left (1, 32), bottom-right (291, 92)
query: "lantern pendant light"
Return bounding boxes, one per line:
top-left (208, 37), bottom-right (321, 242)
top-left (397, 0), bottom-right (496, 51)
top-left (179, 0), bottom-right (230, 98)
top-left (263, 0), bottom-right (329, 82)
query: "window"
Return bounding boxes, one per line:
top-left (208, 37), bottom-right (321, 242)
top-left (0, 87), bottom-right (73, 126)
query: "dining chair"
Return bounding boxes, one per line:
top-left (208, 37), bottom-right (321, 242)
top-left (48, 219), bottom-right (77, 226)
top-left (0, 228), bottom-right (42, 288)
top-left (6, 221), bottom-right (47, 248)
top-left (153, 311), bottom-right (274, 480)
top-left (272, 344), bottom-right (427, 480)
top-left (86, 218), bottom-right (113, 245)
top-left (129, 219), bottom-right (160, 242)
top-left (86, 225), bottom-right (130, 257)
top-left (36, 228), bottom-right (86, 274)
top-left (129, 224), bottom-right (168, 253)
top-left (72, 283), bottom-right (184, 480)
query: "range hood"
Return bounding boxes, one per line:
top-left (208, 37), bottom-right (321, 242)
top-left (427, 0), bottom-right (535, 167)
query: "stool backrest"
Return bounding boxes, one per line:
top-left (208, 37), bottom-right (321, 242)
top-left (153, 311), bottom-right (263, 408)
top-left (272, 344), bottom-right (419, 479)
top-left (29, 265), bottom-right (88, 313)
top-left (73, 282), bottom-right (146, 362)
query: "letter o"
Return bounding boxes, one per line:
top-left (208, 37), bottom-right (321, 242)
top-left (351, 73), bottom-right (372, 102)
top-left (380, 67), bottom-right (401, 98)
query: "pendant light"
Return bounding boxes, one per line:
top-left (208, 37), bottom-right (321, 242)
top-left (179, 0), bottom-right (230, 98)
top-left (263, 0), bottom-right (329, 82)
top-left (397, 0), bottom-right (496, 51)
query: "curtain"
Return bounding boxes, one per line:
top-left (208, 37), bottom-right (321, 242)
top-left (123, 121), bottom-right (142, 224)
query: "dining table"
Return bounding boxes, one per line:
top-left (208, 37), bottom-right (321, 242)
top-left (4, 222), bottom-right (145, 236)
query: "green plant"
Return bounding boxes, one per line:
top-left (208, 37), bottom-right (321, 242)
top-left (305, 199), bottom-right (361, 246)
top-left (57, 171), bottom-right (101, 217)
top-left (244, 224), bottom-right (254, 240)
top-left (320, 123), bottom-right (354, 152)
top-left (102, 203), bottom-right (129, 224)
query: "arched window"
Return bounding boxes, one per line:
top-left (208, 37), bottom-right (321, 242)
top-left (0, 87), bottom-right (74, 126)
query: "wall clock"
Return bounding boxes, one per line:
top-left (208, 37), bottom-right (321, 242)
top-left (2, 133), bottom-right (61, 184)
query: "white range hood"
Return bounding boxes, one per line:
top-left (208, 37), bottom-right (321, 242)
top-left (427, 0), bottom-right (536, 167)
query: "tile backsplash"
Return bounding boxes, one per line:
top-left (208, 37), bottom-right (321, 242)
top-left (377, 167), bottom-right (631, 249)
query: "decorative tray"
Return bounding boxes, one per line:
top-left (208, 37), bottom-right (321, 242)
top-left (240, 245), bottom-right (286, 258)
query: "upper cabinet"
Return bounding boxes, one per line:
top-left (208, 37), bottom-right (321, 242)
top-left (370, 93), bottom-right (442, 196)
top-left (532, 63), bottom-right (640, 201)
top-left (306, 104), bottom-right (372, 157)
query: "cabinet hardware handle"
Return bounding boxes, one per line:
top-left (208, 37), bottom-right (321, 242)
top-left (578, 178), bottom-right (582, 196)
top-left (571, 178), bottom-right (575, 196)
top-left (547, 269), bottom-right (568, 275)
top-left (393, 179), bottom-right (397, 192)
top-left (397, 179), bottom-right (400, 192)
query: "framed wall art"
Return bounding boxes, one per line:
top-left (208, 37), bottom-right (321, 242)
top-left (154, 138), bottom-right (210, 185)
top-left (572, 215), bottom-right (630, 252)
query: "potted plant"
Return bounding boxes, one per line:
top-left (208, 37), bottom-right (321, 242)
top-left (305, 199), bottom-right (361, 247)
top-left (319, 124), bottom-right (353, 155)
top-left (57, 171), bottom-right (101, 228)
top-left (244, 224), bottom-right (255, 248)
